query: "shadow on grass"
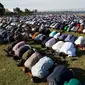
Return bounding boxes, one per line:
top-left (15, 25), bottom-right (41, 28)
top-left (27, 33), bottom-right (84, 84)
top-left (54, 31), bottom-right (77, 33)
top-left (32, 77), bottom-right (48, 84)
top-left (76, 50), bottom-right (85, 57)
top-left (70, 68), bottom-right (85, 82)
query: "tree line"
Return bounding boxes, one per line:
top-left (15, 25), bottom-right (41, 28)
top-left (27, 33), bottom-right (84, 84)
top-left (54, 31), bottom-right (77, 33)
top-left (0, 3), bottom-right (37, 16)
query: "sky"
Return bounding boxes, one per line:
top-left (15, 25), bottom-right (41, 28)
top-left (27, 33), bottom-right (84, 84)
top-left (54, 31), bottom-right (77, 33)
top-left (0, 0), bottom-right (85, 11)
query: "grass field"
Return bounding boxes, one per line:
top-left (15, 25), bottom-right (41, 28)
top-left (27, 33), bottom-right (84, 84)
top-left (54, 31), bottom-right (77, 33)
top-left (0, 30), bottom-right (85, 85)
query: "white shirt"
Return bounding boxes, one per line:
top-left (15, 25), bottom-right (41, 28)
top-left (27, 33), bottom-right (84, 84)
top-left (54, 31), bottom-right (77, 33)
top-left (60, 42), bottom-right (76, 56)
top-left (24, 52), bottom-right (41, 69)
top-left (12, 41), bottom-right (25, 52)
top-left (31, 56), bottom-right (54, 78)
top-left (83, 29), bottom-right (85, 33)
top-left (75, 36), bottom-right (84, 45)
top-left (53, 32), bottom-right (61, 39)
top-left (52, 41), bottom-right (64, 52)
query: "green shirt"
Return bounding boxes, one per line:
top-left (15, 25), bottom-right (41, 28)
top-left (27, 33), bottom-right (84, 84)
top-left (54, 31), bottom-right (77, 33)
top-left (64, 78), bottom-right (81, 85)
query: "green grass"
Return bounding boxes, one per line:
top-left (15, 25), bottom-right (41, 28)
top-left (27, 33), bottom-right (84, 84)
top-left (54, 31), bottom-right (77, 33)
top-left (0, 31), bottom-right (85, 85)
top-left (0, 45), bottom-right (39, 85)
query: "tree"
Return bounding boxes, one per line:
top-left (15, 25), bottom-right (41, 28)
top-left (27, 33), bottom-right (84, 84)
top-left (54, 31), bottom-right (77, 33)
top-left (24, 8), bottom-right (32, 15)
top-left (0, 3), bottom-right (5, 16)
top-left (24, 8), bottom-right (29, 13)
top-left (13, 7), bottom-right (23, 15)
top-left (13, 7), bottom-right (33, 16)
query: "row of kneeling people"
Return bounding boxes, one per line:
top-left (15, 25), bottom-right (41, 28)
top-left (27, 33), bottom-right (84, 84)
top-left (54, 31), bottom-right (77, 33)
top-left (4, 40), bottom-right (82, 85)
top-left (31, 30), bottom-right (85, 57)
top-left (52, 21), bottom-right (85, 34)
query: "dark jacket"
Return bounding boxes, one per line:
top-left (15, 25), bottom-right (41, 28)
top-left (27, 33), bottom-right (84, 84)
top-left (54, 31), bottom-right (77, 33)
top-left (47, 65), bottom-right (74, 85)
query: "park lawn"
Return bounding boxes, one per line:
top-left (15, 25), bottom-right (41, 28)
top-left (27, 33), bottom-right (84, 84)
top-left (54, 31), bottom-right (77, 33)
top-left (0, 44), bottom-right (48, 85)
top-left (0, 31), bottom-right (85, 85)
top-left (0, 44), bottom-right (38, 85)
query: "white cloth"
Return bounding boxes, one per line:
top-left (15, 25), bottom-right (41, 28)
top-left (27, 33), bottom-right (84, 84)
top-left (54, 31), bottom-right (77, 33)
top-left (31, 56), bottom-right (54, 78)
top-left (75, 36), bottom-right (84, 45)
top-left (53, 32), bottom-right (61, 39)
top-left (24, 52), bottom-right (41, 69)
top-left (60, 42), bottom-right (76, 56)
top-left (71, 26), bottom-right (76, 31)
top-left (52, 41), bottom-right (64, 52)
top-left (15, 44), bottom-right (30, 57)
top-left (79, 19), bottom-right (83, 24)
top-left (83, 29), bottom-right (85, 33)
top-left (39, 24), bottom-right (44, 31)
top-left (12, 41), bottom-right (25, 52)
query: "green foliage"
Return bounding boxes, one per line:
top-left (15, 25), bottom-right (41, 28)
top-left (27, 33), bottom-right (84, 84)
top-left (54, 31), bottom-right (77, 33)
top-left (13, 7), bottom-right (23, 15)
top-left (13, 7), bottom-right (33, 16)
top-left (0, 3), bottom-right (5, 16)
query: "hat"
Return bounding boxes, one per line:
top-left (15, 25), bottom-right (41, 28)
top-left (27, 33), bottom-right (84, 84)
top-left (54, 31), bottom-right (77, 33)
top-left (64, 78), bottom-right (81, 85)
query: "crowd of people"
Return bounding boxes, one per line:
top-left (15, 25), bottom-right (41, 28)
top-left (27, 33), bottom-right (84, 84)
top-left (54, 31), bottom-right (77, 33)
top-left (0, 14), bottom-right (84, 85)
